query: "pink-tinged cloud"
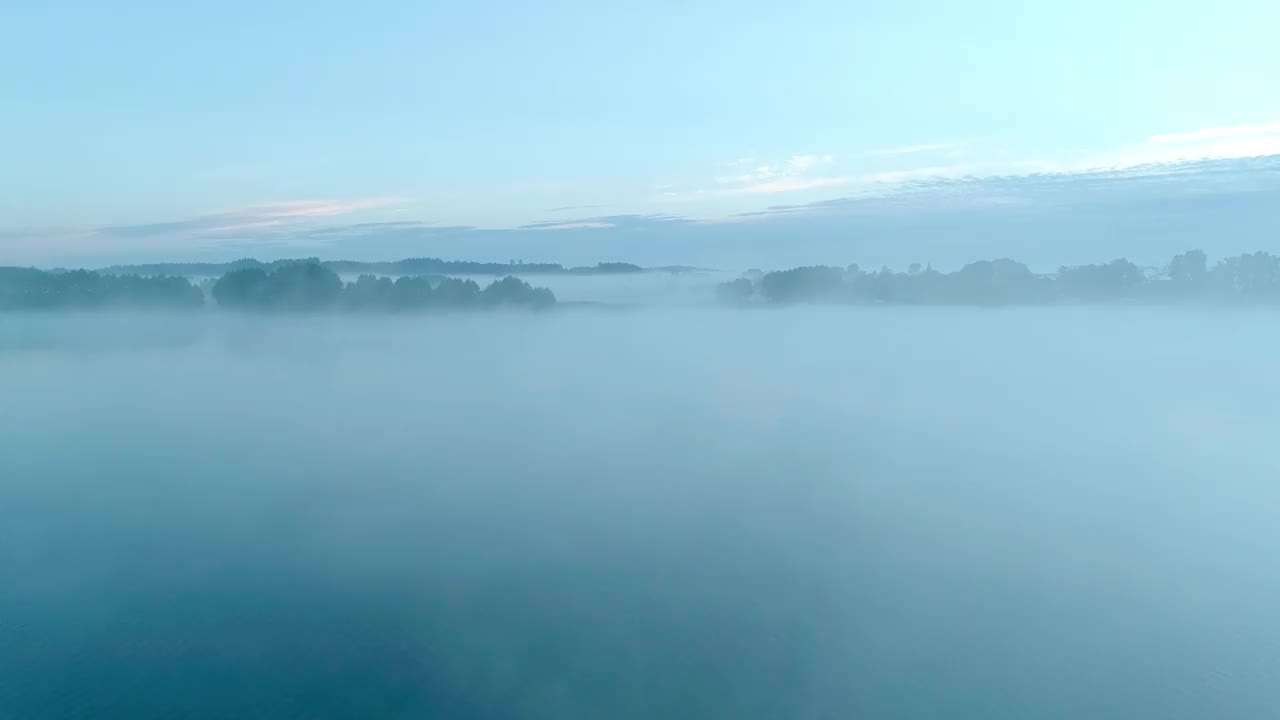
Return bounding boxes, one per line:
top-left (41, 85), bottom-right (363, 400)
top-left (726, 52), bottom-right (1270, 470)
top-left (93, 197), bottom-right (404, 240)
top-left (198, 219), bottom-right (290, 235)
top-left (525, 221), bottom-right (614, 230)
top-left (239, 198), bottom-right (401, 219)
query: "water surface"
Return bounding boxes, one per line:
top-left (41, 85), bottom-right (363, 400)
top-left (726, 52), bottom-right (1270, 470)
top-left (2, 307), bottom-right (1279, 718)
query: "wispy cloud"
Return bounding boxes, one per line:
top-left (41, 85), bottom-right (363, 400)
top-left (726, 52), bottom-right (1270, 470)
top-left (785, 154), bottom-right (834, 171)
top-left (519, 214), bottom-right (692, 231)
top-left (725, 177), bottom-right (850, 194)
top-left (12, 120), bottom-right (1280, 268)
top-left (0, 227), bottom-right (98, 259)
top-left (238, 198), bottom-right (400, 219)
top-left (832, 122), bottom-right (1280, 193)
top-left (860, 165), bottom-right (974, 184)
top-left (864, 142), bottom-right (967, 157)
top-left (712, 154), bottom-right (847, 195)
top-left (99, 197), bottom-right (401, 240)
top-left (296, 221), bottom-right (474, 240)
top-left (741, 154), bottom-right (1280, 221)
top-left (0, 197), bottom-right (408, 264)
top-left (1149, 121), bottom-right (1280, 145)
top-left (524, 221), bottom-right (614, 231)
top-left (543, 204), bottom-right (611, 213)
top-left (1084, 121), bottom-right (1280, 169)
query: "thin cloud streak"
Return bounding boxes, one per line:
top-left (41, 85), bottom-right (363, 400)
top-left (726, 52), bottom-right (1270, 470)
top-left (241, 198), bottom-right (401, 218)
top-left (710, 154), bottom-right (842, 194)
top-left (1088, 124), bottom-right (1280, 170)
top-left (739, 154), bottom-right (1280, 220)
top-left (723, 177), bottom-right (850, 194)
top-left (10, 122), bottom-right (1280, 266)
top-left (0, 197), bottom-right (410, 264)
top-left (519, 214), bottom-right (692, 231)
top-left (543, 204), bottom-right (611, 213)
top-left (99, 198), bottom-right (401, 239)
top-left (525, 222), bottom-right (614, 231)
top-left (864, 142), bottom-right (967, 157)
top-left (1149, 120), bottom-right (1280, 145)
top-left (859, 165), bottom-right (973, 184)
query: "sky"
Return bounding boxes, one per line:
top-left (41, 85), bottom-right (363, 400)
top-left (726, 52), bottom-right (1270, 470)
top-left (3, 0), bottom-right (1280, 267)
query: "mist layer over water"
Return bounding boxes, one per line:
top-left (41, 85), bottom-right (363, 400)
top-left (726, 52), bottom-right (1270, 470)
top-left (333, 271), bottom-right (736, 306)
top-left (3, 308), bottom-right (1280, 718)
top-left (463, 272), bottom-right (734, 305)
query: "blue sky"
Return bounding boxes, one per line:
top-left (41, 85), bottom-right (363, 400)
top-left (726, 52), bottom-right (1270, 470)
top-left (4, 0), bottom-right (1280, 267)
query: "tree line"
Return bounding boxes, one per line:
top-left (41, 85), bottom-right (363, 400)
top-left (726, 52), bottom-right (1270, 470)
top-left (99, 257), bottom-right (643, 278)
top-left (0, 267), bottom-right (205, 310)
top-left (212, 263), bottom-right (555, 310)
top-left (717, 250), bottom-right (1280, 306)
top-left (0, 263), bottom-right (555, 311)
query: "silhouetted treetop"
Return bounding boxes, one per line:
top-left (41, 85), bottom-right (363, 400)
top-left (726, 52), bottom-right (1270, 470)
top-left (212, 263), bottom-right (344, 310)
top-left (102, 257), bottom-right (649, 278)
top-left (721, 250), bottom-right (1280, 306)
top-left (209, 263), bottom-right (556, 311)
top-left (716, 278), bottom-right (755, 305)
top-left (760, 266), bottom-right (846, 303)
top-left (481, 276), bottom-right (557, 307)
top-left (0, 267), bottom-right (203, 310)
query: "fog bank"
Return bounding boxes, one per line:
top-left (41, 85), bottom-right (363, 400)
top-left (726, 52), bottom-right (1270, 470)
top-left (3, 308), bottom-right (1279, 718)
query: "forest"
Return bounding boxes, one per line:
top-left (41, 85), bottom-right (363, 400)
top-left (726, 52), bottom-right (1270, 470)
top-left (212, 264), bottom-right (556, 310)
top-left (0, 263), bottom-right (555, 311)
top-left (9, 249), bottom-right (1280, 311)
top-left (718, 250), bottom-right (1280, 305)
top-left (0, 267), bottom-right (206, 310)
top-left (98, 257), bottom-right (644, 278)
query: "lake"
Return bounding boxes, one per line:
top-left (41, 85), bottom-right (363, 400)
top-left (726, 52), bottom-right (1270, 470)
top-left (3, 307), bottom-right (1279, 718)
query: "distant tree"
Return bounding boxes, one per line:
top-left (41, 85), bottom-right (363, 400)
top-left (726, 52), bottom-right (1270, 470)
top-left (759, 266), bottom-right (845, 303)
top-left (212, 263), bottom-right (342, 310)
top-left (344, 274), bottom-right (395, 309)
top-left (863, 265), bottom-right (904, 303)
top-left (270, 262), bottom-right (343, 309)
top-left (1168, 250), bottom-right (1208, 285)
top-left (1210, 252), bottom-right (1280, 301)
top-left (391, 276), bottom-right (434, 309)
top-left (2, 263), bottom-right (554, 313)
top-left (432, 277), bottom-right (483, 307)
top-left (577, 262), bottom-right (643, 274)
top-left (728, 251), bottom-right (1280, 307)
top-left (715, 278), bottom-right (755, 304)
top-left (1056, 258), bottom-right (1144, 301)
top-left (949, 259), bottom-right (1041, 305)
top-left (0, 267), bottom-right (203, 310)
top-left (482, 276), bottom-right (556, 308)
top-left (211, 268), bottom-right (270, 308)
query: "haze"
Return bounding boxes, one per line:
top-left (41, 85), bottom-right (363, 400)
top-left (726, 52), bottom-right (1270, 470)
top-left (6, 0), bottom-right (1280, 717)
top-left (4, 305), bottom-right (1280, 718)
